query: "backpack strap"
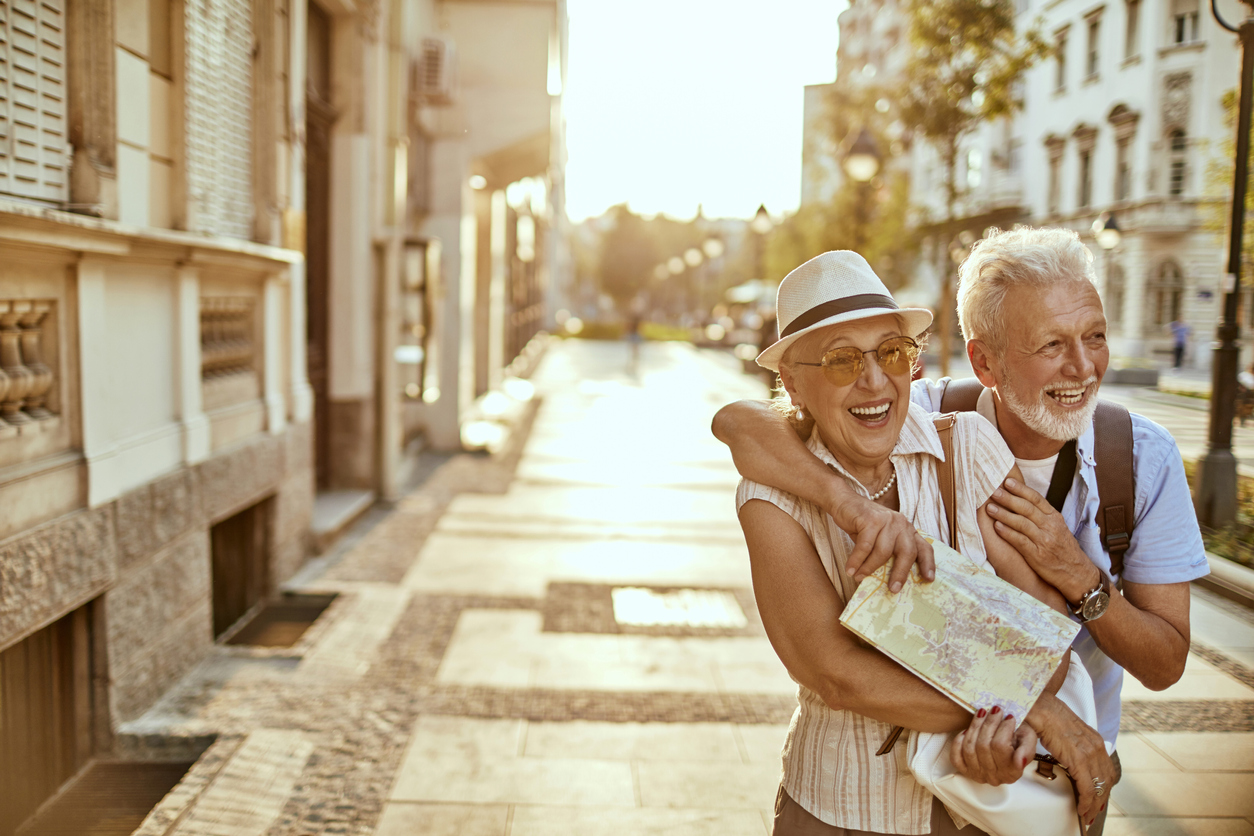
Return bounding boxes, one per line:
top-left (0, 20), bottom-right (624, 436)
top-left (938, 377), bottom-right (984, 413)
top-left (934, 413), bottom-right (959, 547)
top-left (1092, 401), bottom-right (1135, 578)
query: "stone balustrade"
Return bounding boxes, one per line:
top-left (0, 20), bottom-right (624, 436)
top-left (0, 300), bottom-right (57, 436)
top-left (200, 297), bottom-right (256, 379)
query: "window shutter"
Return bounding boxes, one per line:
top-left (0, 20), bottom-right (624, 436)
top-left (0, 0), bottom-right (67, 204)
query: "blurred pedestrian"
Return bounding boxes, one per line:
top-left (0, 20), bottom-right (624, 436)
top-left (1167, 318), bottom-right (1190, 369)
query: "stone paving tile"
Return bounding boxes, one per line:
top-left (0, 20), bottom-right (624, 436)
top-left (509, 805), bottom-right (770, 836)
top-left (374, 803), bottom-right (509, 836)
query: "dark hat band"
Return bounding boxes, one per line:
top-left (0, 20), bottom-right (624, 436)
top-left (780, 293), bottom-right (900, 338)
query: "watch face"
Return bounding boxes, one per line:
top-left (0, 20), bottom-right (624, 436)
top-left (1082, 591), bottom-right (1110, 621)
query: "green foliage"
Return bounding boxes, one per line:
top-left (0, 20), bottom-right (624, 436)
top-left (1183, 458), bottom-right (1254, 569)
top-left (597, 204), bottom-right (661, 306)
top-left (763, 172), bottom-right (915, 289)
top-left (899, 0), bottom-right (1048, 217)
top-left (1202, 88), bottom-right (1254, 270)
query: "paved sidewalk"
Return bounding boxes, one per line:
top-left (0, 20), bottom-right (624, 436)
top-left (126, 338), bottom-right (1254, 836)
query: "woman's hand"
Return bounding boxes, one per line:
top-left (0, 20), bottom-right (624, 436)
top-left (1026, 693), bottom-right (1117, 826)
top-left (950, 707), bottom-right (1037, 786)
top-left (833, 495), bottom-right (935, 592)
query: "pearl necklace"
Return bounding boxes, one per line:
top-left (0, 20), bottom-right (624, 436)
top-left (868, 470), bottom-right (897, 501)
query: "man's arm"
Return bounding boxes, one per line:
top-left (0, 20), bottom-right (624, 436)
top-left (987, 478), bottom-right (1191, 690)
top-left (714, 400), bottom-right (934, 589)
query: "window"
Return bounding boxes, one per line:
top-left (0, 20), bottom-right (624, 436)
top-left (1116, 138), bottom-right (1132, 200)
top-left (1048, 153), bottom-right (1062, 214)
top-left (1173, 0), bottom-right (1199, 44)
top-left (967, 147), bottom-right (983, 189)
top-left (1149, 261), bottom-right (1183, 326)
top-left (1055, 28), bottom-right (1069, 91)
top-left (1106, 264), bottom-right (1125, 325)
top-left (1078, 148), bottom-right (1093, 209)
top-left (1169, 129), bottom-right (1187, 195)
top-left (1125, 0), bottom-right (1141, 58)
top-left (0, 0), bottom-right (69, 204)
top-left (1086, 16), bottom-right (1101, 78)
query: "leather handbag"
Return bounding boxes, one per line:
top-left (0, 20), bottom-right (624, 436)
top-left (908, 651), bottom-right (1102, 836)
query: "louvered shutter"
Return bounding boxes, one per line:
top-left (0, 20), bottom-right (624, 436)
top-left (0, 0), bottom-right (67, 204)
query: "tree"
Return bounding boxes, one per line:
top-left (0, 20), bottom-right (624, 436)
top-left (597, 204), bottom-right (660, 308)
top-left (1203, 88), bottom-right (1254, 274)
top-left (899, 0), bottom-right (1047, 373)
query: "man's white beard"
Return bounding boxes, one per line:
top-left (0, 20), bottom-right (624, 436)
top-left (1000, 372), bottom-right (1100, 442)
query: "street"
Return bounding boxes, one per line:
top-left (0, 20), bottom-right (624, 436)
top-left (127, 339), bottom-right (1254, 836)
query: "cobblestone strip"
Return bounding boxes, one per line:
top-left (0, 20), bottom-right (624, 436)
top-left (542, 582), bottom-right (763, 637)
top-left (1189, 641), bottom-right (1254, 690)
top-left (1119, 700), bottom-right (1254, 732)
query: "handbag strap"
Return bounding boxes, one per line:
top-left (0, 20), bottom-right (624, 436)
top-left (877, 415), bottom-right (960, 758)
top-left (1033, 754), bottom-right (1089, 835)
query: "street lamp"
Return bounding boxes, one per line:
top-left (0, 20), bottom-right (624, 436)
top-left (842, 127), bottom-right (882, 253)
top-left (1092, 213), bottom-right (1121, 344)
top-left (1196, 0), bottom-right (1254, 526)
top-left (751, 204), bottom-right (773, 282)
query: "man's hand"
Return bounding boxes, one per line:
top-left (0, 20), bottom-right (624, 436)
top-left (985, 477), bottom-right (1101, 603)
top-left (833, 495), bottom-right (935, 592)
top-left (1026, 692), bottom-right (1116, 826)
top-left (950, 707), bottom-right (1037, 786)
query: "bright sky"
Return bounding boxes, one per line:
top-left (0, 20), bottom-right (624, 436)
top-left (563, 0), bottom-right (845, 223)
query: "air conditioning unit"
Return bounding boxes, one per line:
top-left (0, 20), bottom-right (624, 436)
top-left (414, 37), bottom-right (457, 106)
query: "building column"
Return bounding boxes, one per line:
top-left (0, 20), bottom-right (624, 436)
top-left (77, 258), bottom-right (116, 507)
top-left (1119, 233), bottom-right (1147, 360)
top-left (175, 266), bottom-right (211, 462)
top-left (263, 272), bottom-right (288, 435)
top-left (488, 190), bottom-right (509, 390)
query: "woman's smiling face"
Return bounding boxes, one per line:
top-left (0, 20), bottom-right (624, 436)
top-left (781, 314), bottom-right (913, 480)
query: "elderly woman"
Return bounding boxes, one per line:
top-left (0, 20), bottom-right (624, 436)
top-left (737, 251), bottom-right (1113, 835)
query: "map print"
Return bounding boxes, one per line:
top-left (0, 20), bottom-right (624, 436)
top-left (839, 534), bottom-right (1080, 722)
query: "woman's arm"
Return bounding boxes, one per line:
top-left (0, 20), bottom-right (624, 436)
top-left (739, 498), bottom-right (966, 731)
top-left (715, 400), bottom-right (934, 589)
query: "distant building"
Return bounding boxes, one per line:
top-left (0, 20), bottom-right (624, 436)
top-left (807, 0), bottom-right (1244, 371)
top-left (0, 0), bottom-right (567, 826)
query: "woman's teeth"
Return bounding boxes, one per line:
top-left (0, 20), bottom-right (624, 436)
top-left (850, 404), bottom-right (890, 420)
top-left (1047, 386), bottom-right (1086, 405)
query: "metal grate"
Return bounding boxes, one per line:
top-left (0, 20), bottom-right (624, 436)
top-left (20, 761), bottom-right (191, 836)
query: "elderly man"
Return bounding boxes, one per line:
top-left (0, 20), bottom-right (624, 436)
top-left (713, 227), bottom-right (1208, 833)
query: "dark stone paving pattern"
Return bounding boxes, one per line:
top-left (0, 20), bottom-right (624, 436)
top-left (542, 581), bottom-right (763, 637)
top-left (132, 390), bottom-right (1254, 835)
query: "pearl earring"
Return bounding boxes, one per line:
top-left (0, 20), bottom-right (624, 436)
top-left (796, 407), bottom-right (806, 421)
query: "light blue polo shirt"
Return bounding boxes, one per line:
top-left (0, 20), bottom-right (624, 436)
top-left (912, 378), bottom-right (1210, 745)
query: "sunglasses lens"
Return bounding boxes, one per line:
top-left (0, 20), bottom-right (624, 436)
top-left (878, 338), bottom-right (917, 375)
top-left (820, 348), bottom-right (864, 385)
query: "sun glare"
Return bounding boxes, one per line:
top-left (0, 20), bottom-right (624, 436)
top-left (563, 0), bottom-right (844, 222)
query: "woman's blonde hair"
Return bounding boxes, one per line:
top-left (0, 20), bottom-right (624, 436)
top-left (956, 227), bottom-right (1097, 358)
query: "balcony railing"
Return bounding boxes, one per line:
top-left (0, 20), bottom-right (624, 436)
top-left (201, 297), bottom-right (256, 379)
top-left (0, 300), bottom-right (57, 435)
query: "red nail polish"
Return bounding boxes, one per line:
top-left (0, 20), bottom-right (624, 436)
top-left (977, 708), bottom-right (986, 718)
top-left (1005, 714), bottom-right (1013, 722)
top-left (991, 706), bottom-right (1001, 714)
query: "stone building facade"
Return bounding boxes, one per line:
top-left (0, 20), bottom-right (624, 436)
top-left (804, 0), bottom-right (1245, 372)
top-left (0, 0), bottom-right (567, 828)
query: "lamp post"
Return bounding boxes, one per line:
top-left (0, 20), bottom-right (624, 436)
top-left (1092, 212), bottom-right (1121, 305)
top-left (1196, 0), bottom-right (1254, 527)
top-left (751, 204), bottom-right (773, 282)
top-left (842, 127), bottom-right (883, 253)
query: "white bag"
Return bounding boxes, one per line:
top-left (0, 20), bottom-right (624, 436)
top-left (908, 651), bottom-right (1112, 836)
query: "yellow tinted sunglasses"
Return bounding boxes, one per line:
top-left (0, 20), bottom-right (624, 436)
top-left (794, 336), bottom-right (920, 387)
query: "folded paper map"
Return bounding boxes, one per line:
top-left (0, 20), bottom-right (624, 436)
top-left (839, 533), bottom-right (1080, 721)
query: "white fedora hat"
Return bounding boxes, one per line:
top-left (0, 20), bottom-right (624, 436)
top-left (756, 251), bottom-right (933, 372)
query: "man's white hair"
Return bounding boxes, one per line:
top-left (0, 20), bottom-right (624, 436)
top-left (956, 226), bottom-right (1098, 357)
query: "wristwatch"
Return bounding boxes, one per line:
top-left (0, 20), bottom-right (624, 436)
top-left (1069, 572), bottom-right (1112, 623)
